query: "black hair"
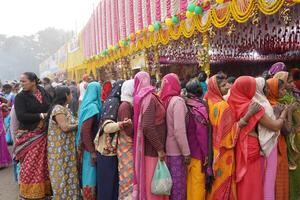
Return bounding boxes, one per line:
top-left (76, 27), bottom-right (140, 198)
top-left (262, 71), bottom-right (271, 80)
top-left (23, 72), bottom-right (40, 85)
top-left (2, 84), bottom-right (12, 90)
top-left (71, 80), bottom-right (76, 85)
top-left (46, 86), bottom-right (71, 123)
top-left (278, 79), bottom-right (285, 89)
top-left (186, 78), bottom-right (203, 98)
top-left (216, 71), bottom-right (227, 86)
top-left (198, 71), bottom-right (208, 82)
top-left (43, 77), bottom-right (51, 84)
top-left (292, 70), bottom-right (300, 81)
top-left (227, 76), bottom-right (236, 84)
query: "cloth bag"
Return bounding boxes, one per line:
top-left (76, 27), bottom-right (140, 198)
top-left (151, 160), bottom-right (173, 195)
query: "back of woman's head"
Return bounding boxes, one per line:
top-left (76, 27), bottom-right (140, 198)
top-left (23, 72), bottom-right (40, 85)
top-left (46, 86), bottom-right (70, 124)
top-left (186, 78), bottom-right (203, 98)
top-left (198, 71), bottom-right (208, 82)
top-left (52, 86), bottom-right (70, 106)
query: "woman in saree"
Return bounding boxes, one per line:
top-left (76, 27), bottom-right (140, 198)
top-left (133, 71), bottom-right (168, 200)
top-left (266, 77), bottom-right (297, 200)
top-left (252, 77), bottom-right (280, 200)
top-left (94, 80), bottom-right (131, 200)
top-left (206, 74), bottom-right (259, 200)
top-left (117, 79), bottom-right (135, 199)
top-left (274, 71), bottom-right (300, 170)
top-left (228, 76), bottom-right (287, 200)
top-left (0, 98), bottom-right (12, 168)
top-left (14, 72), bottom-right (52, 199)
top-left (160, 73), bottom-right (191, 200)
top-left (286, 68), bottom-right (300, 199)
top-left (76, 82), bottom-right (102, 200)
top-left (47, 86), bottom-right (80, 199)
top-left (185, 78), bottom-right (213, 200)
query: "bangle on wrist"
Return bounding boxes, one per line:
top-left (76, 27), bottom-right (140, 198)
top-left (239, 118), bottom-right (247, 125)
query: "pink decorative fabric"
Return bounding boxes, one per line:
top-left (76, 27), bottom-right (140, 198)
top-left (160, 73), bottom-right (181, 108)
top-left (180, 0), bottom-right (188, 13)
top-left (155, 0), bottom-right (161, 21)
top-left (166, 0), bottom-right (171, 17)
top-left (146, 0), bottom-right (152, 26)
top-left (129, 0), bottom-right (135, 34)
top-left (138, 0), bottom-right (143, 30)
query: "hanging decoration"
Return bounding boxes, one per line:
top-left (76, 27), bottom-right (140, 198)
top-left (44, 0), bottom-right (300, 75)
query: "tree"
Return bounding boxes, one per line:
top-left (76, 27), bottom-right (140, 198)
top-left (0, 28), bottom-right (72, 80)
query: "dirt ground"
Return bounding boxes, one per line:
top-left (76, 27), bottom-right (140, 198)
top-left (0, 146), bottom-right (19, 200)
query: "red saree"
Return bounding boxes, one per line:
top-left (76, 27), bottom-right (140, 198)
top-left (228, 76), bottom-right (265, 200)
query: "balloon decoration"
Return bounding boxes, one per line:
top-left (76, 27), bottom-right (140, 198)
top-left (187, 3), bottom-right (196, 12)
top-left (113, 45), bottom-right (119, 51)
top-left (148, 25), bottom-right (155, 32)
top-left (108, 45), bottom-right (113, 51)
top-left (130, 33), bottom-right (135, 40)
top-left (122, 40), bottom-right (129, 46)
top-left (186, 11), bottom-right (194, 18)
top-left (216, 0), bottom-right (224, 4)
top-left (172, 16), bottom-right (179, 24)
top-left (195, 6), bottom-right (203, 15)
top-left (165, 18), bottom-right (173, 26)
top-left (154, 22), bottom-right (161, 31)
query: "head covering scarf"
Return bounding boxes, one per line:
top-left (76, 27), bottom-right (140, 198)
top-left (82, 74), bottom-right (89, 82)
top-left (252, 77), bottom-right (279, 156)
top-left (205, 75), bottom-right (224, 103)
top-left (160, 73), bottom-right (181, 108)
top-left (121, 79), bottom-right (134, 105)
top-left (266, 78), bottom-right (279, 106)
top-left (200, 82), bottom-right (208, 95)
top-left (101, 80), bottom-right (124, 121)
top-left (76, 82), bottom-right (102, 146)
top-left (274, 71), bottom-right (289, 87)
top-left (268, 62), bottom-right (286, 77)
top-left (101, 81), bottom-right (112, 102)
top-left (227, 76), bottom-right (265, 182)
top-left (132, 71), bottom-right (155, 200)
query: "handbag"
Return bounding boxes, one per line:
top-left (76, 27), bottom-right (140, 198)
top-left (151, 160), bottom-right (173, 195)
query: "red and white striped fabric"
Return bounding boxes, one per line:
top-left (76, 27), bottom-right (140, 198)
top-left (82, 0), bottom-right (189, 58)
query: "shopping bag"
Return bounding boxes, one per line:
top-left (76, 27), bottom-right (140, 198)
top-left (151, 160), bottom-right (173, 195)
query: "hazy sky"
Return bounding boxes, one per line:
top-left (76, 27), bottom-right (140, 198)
top-left (0, 0), bottom-right (100, 36)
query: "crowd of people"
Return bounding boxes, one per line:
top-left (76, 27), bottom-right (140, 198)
top-left (0, 62), bottom-right (300, 200)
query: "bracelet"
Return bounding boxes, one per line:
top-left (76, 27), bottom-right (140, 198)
top-left (239, 118), bottom-right (247, 126)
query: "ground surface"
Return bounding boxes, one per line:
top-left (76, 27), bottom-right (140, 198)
top-left (0, 146), bottom-right (19, 200)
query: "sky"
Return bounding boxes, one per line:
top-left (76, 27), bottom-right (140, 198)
top-left (0, 0), bottom-right (100, 36)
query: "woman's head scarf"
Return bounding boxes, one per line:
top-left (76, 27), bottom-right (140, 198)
top-left (274, 71), bottom-right (288, 87)
top-left (268, 62), bottom-right (286, 77)
top-left (121, 79), bottom-right (134, 105)
top-left (266, 78), bottom-right (279, 106)
top-left (132, 71), bottom-right (155, 199)
top-left (101, 80), bottom-right (124, 121)
top-left (205, 75), bottom-right (224, 103)
top-left (252, 77), bottom-right (279, 156)
top-left (101, 81), bottom-right (112, 102)
top-left (160, 73), bottom-right (181, 108)
top-left (76, 82), bottom-right (102, 145)
top-left (228, 76), bottom-right (265, 182)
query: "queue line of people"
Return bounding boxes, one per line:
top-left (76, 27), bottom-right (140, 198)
top-left (4, 62), bottom-right (300, 200)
